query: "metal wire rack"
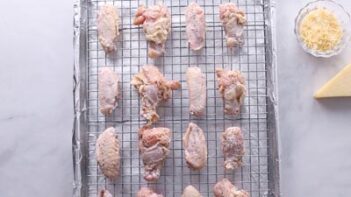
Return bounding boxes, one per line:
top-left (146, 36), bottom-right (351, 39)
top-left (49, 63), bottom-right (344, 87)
top-left (73, 0), bottom-right (279, 196)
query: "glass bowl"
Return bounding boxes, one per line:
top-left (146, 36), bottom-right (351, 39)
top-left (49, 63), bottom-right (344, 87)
top-left (294, 0), bottom-right (351, 58)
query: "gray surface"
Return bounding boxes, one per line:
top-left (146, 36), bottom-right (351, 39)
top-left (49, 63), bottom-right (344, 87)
top-left (0, 0), bottom-right (351, 197)
top-left (277, 0), bottom-right (351, 196)
top-left (0, 0), bottom-right (74, 196)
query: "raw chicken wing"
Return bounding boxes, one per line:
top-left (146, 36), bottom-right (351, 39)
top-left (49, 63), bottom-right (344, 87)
top-left (183, 122), bottom-right (207, 170)
top-left (96, 127), bottom-right (120, 180)
top-left (185, 3), bottom-right (206, 50)
top-left (99, 67), bottom-right (119, 116)
top-left (131, 65), bottom-right (180, 124)
top-left (182, 185), bottom-right (202, 197)
top-left (219, 3), bottom-right (246, 48)
top-left (137, 187), bottom-right (163, 197)
top-left (134, 4), bottom-right (171, 58)
top-left (213, 178), bottom-right (249, 197)
top-left (221, 127), bottom-right (244, 170)
top-left (99, 189), bottom-right (112, 197)
top-left (186, 67), bottom-right (206, 116)
top-left (139, 127), bottom-right (171, 181)
top-left (215, 68), bottom-right (246, 115)
top-left (97, 5), bottom-right (119, 53)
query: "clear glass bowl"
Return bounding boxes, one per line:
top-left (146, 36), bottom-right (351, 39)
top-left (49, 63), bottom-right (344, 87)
top-left (294, 0), bottom-right (351, 58)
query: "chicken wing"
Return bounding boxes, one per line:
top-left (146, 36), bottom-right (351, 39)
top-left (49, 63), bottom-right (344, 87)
top-left (131, 65), bottom-right (180, 124)
top-left (219, 3), bottom-right (246, 48)
top-left (96, 127), bottom-right (120, 180)
top-left (99, 189), bottom-right (112, 197)
top-left (139, 127), bottom-right (171, 181)
top-left (221, 127), bottom-right (244, 170)
top-left (182, 185), bottom-right (202, 197)
top-left (137, 187), bottom-right (163, 197)
top-left (185, 3), bottom-right (206, 50)
top-left (215, 68), bottom-right (246, 115)
top-left (186, 67), bottom-right (206, 116)
top-left (183, 122), bottom-right (207, 170)
top-left (213, 178), bottom-right (249, 197)
top-left (97, 5), bottom-right (119, 53)
top-left (134, 4), bottom-right (171, 58)
top-left (98, 67), bottom-right (119, 116)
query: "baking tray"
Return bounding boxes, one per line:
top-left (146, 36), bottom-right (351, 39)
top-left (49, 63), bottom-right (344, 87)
top-left (73, 0), bottom-right (279, 196)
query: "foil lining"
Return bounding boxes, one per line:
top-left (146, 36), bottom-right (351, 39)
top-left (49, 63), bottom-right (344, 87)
top-left (73, 0), bottom-right (279, 196)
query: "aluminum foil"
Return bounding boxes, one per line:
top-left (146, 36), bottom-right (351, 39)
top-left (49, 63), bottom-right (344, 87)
top-left (73, 0), bottom-right (279, 196)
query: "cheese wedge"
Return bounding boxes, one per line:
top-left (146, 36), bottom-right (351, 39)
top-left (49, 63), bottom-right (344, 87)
top-left (314, 64), bottom-right (351, 98)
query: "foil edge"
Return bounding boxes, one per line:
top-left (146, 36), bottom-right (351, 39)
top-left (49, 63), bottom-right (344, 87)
top-left (73, 0), bottom-right (83, 196)
top-left (264, 0), bottom-right (281, 196)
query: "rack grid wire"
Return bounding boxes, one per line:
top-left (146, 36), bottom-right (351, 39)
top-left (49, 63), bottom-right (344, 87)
top-left (81, 0), bottom-right (275, 196)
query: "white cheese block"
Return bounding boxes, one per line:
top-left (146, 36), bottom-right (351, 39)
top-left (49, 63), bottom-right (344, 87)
top-left (314, 64), bottom-right (351, 98)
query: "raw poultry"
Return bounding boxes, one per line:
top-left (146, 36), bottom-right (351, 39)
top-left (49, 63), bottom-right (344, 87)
top-left (183, 122), bottom-right (207, 170)
top-left (95, 127), bottom-right (120, 181)
top-left (213, 178), bottom-right (249, 197)
top-left (186, 67), bottom-right (206, 116)
top-left (134, 4), bottom-right (171, 58)
top-left (137, 187), bottom-right (163, 197)
top-left (219, 3), bottom-right (246, 48)
top-left (131, 65), bottom-right (180, 124)
top-left (182, 185), bottom-right (202, 197)
top-left (185, 2), bottom-right (206, 50)
top-left (99, 189), bottom-right (112, 197)
top-left (98, 67), bottom-right (119, 116)
top-left (97, 5), bottom-right (120, 53)
top-left (216, 68), bottom-right (246, 115)
top-left (221, 127), bottom-right (245, 170)
top-left (139, 126), bottom-right (171, 181)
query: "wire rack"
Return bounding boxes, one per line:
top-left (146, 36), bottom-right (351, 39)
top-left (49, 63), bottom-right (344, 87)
top-left (76, 0), bottom-right (278, 196)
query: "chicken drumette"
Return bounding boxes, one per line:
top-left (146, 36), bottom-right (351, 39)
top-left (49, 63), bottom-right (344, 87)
top-left (216, 68), bottom-right (246, 115)
top-left (185, 2), bottom-right (206, 50)
top-left (131, 65), bottom-right (180, 124)
top-left (213, 178), bottom-right (250, 197)
top-left (134, 4), bottom-right (171, 59)
top-left (139, 126), bottom-right (172, 182)
top-left (221, 127), bottom-right (245, 170)
top-left (219, 3), bottom-right (246, 48)
top-left (97, 5), bottom-right (120, 53)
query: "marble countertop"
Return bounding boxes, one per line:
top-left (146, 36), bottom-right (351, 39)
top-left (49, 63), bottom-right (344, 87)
top-left (0, 0), bottom-right (350, 196)
top-left (277, 1), bottom-right (351, 196)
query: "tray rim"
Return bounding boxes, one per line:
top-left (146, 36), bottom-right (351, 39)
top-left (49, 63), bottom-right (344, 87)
top-left (72, 0), bottom-right (280, 196)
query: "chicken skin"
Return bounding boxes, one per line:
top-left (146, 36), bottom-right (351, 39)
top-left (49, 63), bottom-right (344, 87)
top-left (131, 65), bottom-right (180, 124)
top-left (98, 67), bottom-right (119, 116)
top-left (213, 179), bottom-right (249, 197)
top-left (183, 122), bottom-right (207, 170)
top-left (137, 187), bottom-right (163, 197)
top-left (97, 5), bottom-right (119, 53)
top-left (99, 189), bottom-right (112, 197)
top-left (221, 127), bottom-right (244, 170)
top-left (139, 127), bottom-right (171, 182)
top-left (215, 68), bottom-right (246, 115)
top-left (96, 127), bottom-right (120, 181)
top-left (134, 4), bottom-right (171, 59)
top-left (182, 185), bottom-right (202, 197)
top-left (185, 3), bottom-right (206, 50)
top-left (186, 67), bottom-right (206, 116)
top-left (219, 3), bottom-right (246, 48)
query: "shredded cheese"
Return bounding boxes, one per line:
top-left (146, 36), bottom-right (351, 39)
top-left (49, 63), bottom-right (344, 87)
top-left (299, 8), bottom-right (343, 52)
